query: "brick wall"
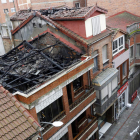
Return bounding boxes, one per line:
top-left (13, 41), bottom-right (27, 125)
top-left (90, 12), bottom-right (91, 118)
top-left (87, 0), bottom-right (140, 17)
top-left (89, 35), bottom-right (112, 81)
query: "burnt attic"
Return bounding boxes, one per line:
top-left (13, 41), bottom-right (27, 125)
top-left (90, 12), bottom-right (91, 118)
top-left (0, 32), bottom-right (82, 94)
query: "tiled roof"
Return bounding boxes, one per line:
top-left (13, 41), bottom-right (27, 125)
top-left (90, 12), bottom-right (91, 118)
top-left (10, 9), bottom-right (34, 21)
top-left (107, 11), bottom-right (140, 32)
top-left (0, 85), bottom-right (41, 140)
top-left (48, 7), bottom-right (92, 20)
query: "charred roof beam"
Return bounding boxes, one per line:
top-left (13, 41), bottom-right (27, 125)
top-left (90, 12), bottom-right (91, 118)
top-left (24, 41), bottom-right (63, 70)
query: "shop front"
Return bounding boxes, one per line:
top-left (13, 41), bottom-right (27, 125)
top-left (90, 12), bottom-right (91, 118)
top-left (114, 82), bottom-right (129, 120)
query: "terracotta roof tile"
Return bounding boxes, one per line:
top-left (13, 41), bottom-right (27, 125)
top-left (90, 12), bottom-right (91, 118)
top-left (0, 86), bottom-right (41, 139)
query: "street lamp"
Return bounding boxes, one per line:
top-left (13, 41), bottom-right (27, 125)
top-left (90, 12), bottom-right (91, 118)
top-left (40, 121), bottom-right (64, 127)
top-left (38, 121), bottom-right (64, 140)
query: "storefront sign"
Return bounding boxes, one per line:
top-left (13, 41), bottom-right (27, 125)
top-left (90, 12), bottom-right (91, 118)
top-left (131, 90), bottom-right (138, 103)
top-left (117, 81), bottom-right (128, 97)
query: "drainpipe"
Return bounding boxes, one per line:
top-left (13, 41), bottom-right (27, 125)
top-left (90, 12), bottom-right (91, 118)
top-left (87, 44), bottom-right (91, 86)
top-left (85, 0), bottom-right (87, 7)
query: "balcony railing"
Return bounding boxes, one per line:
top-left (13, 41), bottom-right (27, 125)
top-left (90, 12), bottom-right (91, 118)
top-left (73, 115), bottom-right (97, 140)
top-left (42, 110), bottom-right (66, 133)
top-left (70, 86), bottom-right (95, 110)
top-left (74, 86), bottom-right (84, 96)
top-left (95, 89), bottom-right (117, 115)
top-left (127, 22), bottom-right (140, 35)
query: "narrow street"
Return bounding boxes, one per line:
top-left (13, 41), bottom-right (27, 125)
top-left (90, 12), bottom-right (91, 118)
top-left (101, 94), bottom-right (140, 140)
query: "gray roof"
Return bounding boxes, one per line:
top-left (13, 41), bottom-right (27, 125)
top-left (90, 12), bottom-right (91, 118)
top-left (92, 68), bottom-right (118, 86)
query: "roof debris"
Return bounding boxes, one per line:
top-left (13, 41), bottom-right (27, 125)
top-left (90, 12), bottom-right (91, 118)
top-left (0, 32), bottom-right (81, 94)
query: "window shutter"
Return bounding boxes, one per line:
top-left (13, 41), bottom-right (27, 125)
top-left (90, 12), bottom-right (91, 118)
top-left (92, 16), bottom-right (101, 36)
top-left (112, 77), bottom-right (117, 91)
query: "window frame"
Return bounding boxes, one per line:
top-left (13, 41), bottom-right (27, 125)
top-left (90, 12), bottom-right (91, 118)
top-left (130, 45), bottom-right (134, 60)
top-left (11, 8), bottom-right (15, 13)
top-left (112, 35), bottom-right (125, 56)
top-left (122, 61), bottom-right (127, 79)
top-left (75, 2), bottom-right (80, 8)
top-left (3, 9), bottom-right (8, 13)
top-left (1, 0), bottom-right (6, 3)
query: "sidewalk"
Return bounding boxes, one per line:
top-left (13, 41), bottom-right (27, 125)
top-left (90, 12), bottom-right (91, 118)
top-left (100, 95), bottom-right (140, 140)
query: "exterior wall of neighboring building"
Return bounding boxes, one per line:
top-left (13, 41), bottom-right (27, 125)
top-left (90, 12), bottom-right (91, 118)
top-left (89, 35), bottom-right (112, 80)
top-left (0, 34), bottom-right (5, 55)
top-left (87, 0), bottom-right (140, 17)
top-left (112, 31), bottom-right (129, 120)
top-left (0, 0), bottom-right (18, 23)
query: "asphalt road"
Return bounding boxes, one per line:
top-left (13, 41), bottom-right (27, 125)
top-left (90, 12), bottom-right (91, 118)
top-left (100, 94), bottom-right (140, 140)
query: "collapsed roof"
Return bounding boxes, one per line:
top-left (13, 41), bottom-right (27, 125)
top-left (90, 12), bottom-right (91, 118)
top-left (0, 32), bottom-right (81, 94)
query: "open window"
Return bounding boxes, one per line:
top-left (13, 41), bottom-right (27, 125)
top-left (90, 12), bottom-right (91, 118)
top-left (38, 97), bottom-right (63, 124)
top-left (73, 76), bottom-right (83, 92)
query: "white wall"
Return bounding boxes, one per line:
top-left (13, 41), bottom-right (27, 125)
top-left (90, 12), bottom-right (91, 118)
top-left (0, 35), bottom-right (5, 56)
top-left (85, 14), bottom-right (106, 37)
top-left (113, 49), bottom-right (129, 68)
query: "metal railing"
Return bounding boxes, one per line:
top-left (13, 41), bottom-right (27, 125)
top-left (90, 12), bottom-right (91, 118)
top-left (74, 86), bottom-right (84, 96)
top-left (127, 22), bottom-right (140, 35)
top-left (70, 86), bottom-right (95, 110)
top-left (42, 110), bottom-right (66, 133)
top-left (73, 115), bottom-right (97, 140)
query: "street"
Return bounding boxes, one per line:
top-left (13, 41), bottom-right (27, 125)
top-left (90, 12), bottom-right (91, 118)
top-left (101, 94), bottom-right (140, 140)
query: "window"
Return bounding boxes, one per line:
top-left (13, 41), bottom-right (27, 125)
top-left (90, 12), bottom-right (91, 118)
top-left (3, 9), bottom-right (8, 13)
top-left (38, 97), bottom-right (63, 124)
top-left (9, 0), bottom-right (13, 2)
top-left (136, 44), bottom-right (140, 58)
top-left (91, 16), bottom-right (101, 36)
top-left (102, 44), bottom-right (108, 66)
top-left (1, 26), bottom-right (9, 37)
top-left (11, 8), bottom-right (15, 13)
top-left (130, 45), bottom-right (134, 59)
top-left (117, 67), bottom-right (120, 83)
top-left (75, 2), bottom-right (80, 8)
top-left (1, 0), bottom-right (6, 3)
top-left (59, 133), bottom-right (68, 140)
top-left (92, 50), bottom-right (98, 73)
top-left (122, 61), bottom-right (127, 78)
top-left (93, 56), bottom-right (98, 73)
top-left (112, 36), bottom-right (124, 55)
top-left (112, 77), bottom-right (117, 92)
top-left (73, 76), bottom-right (83, 92)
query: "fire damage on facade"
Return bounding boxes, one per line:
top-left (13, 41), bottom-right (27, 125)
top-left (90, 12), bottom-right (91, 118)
top-left (0, 32), bottom-right (82, 94)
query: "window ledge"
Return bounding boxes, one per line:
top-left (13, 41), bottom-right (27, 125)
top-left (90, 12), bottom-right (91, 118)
top-left (103, 59), bottom-right (109, 64)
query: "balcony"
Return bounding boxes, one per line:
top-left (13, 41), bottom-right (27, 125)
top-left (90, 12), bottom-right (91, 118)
top-left (42, 110), bottom-right (66, 133)
top-left (70, 85), bottom-right (95, 110)
top-left (74, 86), bottom-right (84, 97)
top-left (95, 88), bottom-right (118, 115)
top-left (127, 22), bottom-right (140, 36)
top-left (73, 115), bottom-right (98, 140)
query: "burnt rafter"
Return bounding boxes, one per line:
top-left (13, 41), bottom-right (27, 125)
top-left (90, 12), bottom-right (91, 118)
top-left (0, 32), bottom-right (81, 94)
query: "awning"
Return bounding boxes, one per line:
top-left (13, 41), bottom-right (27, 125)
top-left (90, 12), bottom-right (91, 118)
top-left (92, 68), bottom-right (118, 86)
top-left (99, 122), bottom-right (112, 139)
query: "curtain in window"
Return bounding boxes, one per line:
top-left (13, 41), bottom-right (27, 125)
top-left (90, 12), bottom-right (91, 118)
top-left (92, 16), bottom-right (101, 36)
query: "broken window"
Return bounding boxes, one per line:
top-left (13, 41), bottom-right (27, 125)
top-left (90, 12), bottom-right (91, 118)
top-left (73, 76), bottom-right (83, 92)
top-left (39, 97), bottom-right (63, 124)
